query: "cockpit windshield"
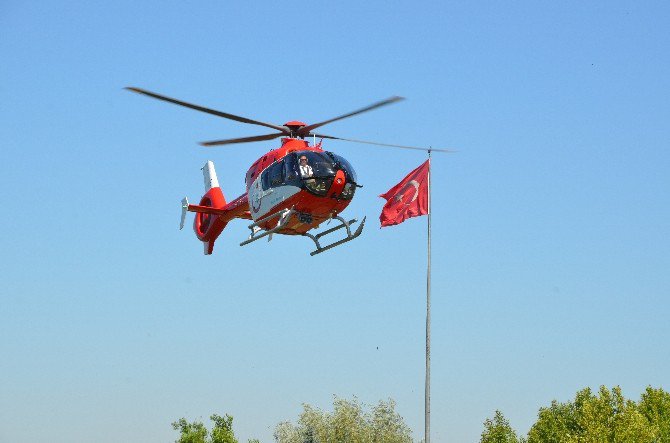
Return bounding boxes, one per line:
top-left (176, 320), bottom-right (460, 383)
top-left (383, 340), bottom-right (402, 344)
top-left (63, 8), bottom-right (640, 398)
top-left (292, 151), bottom-right (357, 183)
top-left (294, 151), bottom-right (337, 178)
top-left (283, 150), bottom-right (359, 198)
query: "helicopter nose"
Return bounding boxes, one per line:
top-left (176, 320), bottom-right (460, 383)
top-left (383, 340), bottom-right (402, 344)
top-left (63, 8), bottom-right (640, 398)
top-left (328, 170), bottom-right (347, 197)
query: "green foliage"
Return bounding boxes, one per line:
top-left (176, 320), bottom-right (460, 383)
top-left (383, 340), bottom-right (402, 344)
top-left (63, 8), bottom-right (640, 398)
top-left (480, 410), bottom-right (521, 443)
top-left (483, 385), bottom-right (670, 443)
top-left (172, 386), bottom-right (669, 443)
top-left (524, 398), bottom-right (577, 443)
top-left (173, 414), bottom-right (254, 443)
top-left (172, 418), bottom-right (208, 443)
top-left (526, 386), bottom-right (658, 443)
top-left (274, 397), bottom-right (413, 443)
top-left (639, 386), bottom-right (670, 442)
top-left (210, 414), bottom-right (239, 443)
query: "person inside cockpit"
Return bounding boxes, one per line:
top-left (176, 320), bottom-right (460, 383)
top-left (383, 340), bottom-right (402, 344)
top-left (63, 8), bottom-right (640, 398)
top-left (299, 155), bottom-right (313, 178)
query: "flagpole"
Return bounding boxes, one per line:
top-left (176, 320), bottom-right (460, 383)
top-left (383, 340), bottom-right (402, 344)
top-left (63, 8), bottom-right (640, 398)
top-left (425, 149), bottom-right (432, 443)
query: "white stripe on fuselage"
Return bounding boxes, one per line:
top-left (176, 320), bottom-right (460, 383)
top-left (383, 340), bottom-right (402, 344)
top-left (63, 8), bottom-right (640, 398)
top-left (248, 175), bottom-right (301, 221)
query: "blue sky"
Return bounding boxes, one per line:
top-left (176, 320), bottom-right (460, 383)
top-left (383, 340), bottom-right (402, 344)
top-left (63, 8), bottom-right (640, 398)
top-left (1, 1), bottom-right (669, 442)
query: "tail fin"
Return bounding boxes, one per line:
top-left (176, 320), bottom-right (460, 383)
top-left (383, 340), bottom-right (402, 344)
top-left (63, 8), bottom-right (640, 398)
top-left (202, 160), bottom-right (219, 191)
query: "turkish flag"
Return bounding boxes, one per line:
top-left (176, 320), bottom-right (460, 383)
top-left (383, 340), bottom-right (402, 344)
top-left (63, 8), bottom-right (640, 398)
top-left (379, 159), bottom-right (430, 227)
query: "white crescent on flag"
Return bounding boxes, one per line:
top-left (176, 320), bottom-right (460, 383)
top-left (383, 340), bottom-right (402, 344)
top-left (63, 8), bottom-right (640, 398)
top-left (395, 180), bottom-right (421, 206)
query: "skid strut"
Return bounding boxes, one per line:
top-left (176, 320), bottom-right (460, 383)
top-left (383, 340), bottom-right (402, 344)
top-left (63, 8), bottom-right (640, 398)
top-left (240, 208), bottom-right (296, 246)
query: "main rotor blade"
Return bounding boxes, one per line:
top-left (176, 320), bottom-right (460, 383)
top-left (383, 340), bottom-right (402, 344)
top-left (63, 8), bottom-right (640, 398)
top-left (299, 96), bottom-right (405, 135)
top-left (312, 133), bottom-right (455, 153)
top-left (199, 132), bottom-right (283, 146)
top-left (125, 87), bottom-right (289, 133)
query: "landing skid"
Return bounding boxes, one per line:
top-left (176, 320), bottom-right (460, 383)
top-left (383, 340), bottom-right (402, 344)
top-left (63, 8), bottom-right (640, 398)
top-left (240, 208), bottom-right (366, 256)
top-left (302, 215), bottom-right (366, 256)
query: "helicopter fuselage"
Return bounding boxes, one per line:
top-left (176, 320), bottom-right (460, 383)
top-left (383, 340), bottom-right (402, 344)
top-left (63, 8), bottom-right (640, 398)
top-left (244, 137), bottom-right (357, 234)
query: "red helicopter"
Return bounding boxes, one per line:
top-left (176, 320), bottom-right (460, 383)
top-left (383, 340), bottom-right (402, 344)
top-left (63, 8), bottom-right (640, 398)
top-left (127, 87), bottom-right (448, 255)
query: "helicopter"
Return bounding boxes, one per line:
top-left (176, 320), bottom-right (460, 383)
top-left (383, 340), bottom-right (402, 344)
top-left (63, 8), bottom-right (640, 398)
top-left (126, 87), bottom-right (449, 256)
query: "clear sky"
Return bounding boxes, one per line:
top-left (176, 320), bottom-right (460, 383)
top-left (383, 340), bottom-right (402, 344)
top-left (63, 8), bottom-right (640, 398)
top-left (1, 1), bottom-right (669, 442)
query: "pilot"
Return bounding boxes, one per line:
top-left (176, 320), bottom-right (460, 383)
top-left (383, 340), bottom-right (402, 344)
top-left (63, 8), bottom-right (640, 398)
top-left (299, 155), bottom-right (313, 178)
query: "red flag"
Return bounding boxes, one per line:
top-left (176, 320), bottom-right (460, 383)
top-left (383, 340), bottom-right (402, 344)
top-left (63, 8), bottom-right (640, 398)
top-left (379, 159), bottom-right (430, 227)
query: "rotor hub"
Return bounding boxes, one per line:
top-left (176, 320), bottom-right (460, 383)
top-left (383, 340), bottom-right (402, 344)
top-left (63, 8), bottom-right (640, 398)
top-left (284, 121), bottom-right (306, 128)
top-left (284, 121), bottom-right (307, 138)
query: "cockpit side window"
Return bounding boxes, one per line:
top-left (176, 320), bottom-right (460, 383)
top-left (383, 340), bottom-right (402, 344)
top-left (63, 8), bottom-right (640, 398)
top-left (261, 161), bottom-right (285, 190)
top-left (284, 154), bottom-right (300, 186)
top-left (331, 153), bottom-right (357, 184)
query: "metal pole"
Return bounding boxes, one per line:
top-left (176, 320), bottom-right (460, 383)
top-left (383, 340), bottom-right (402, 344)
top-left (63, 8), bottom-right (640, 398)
top-left (425, 150), bottom-right (432, 443)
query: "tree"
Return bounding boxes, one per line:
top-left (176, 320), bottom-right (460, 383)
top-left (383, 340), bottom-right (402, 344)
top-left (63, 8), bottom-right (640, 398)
top-left (638, 386), bottom-right (670, 442)
top-left (480, 410), bottom-right (521, 443)
top-left (274, 397), bottom-right (413, 443)
top-left (480, 386), bottom-right (669, 443)
top-left (210, 414), bottom-right (239, 443)
top-left (525, 386), bottom-right (658, 442)
top-left (173, 414), bottom-right (255, 443)
top-left (172, 417), bottom-right (208, 443)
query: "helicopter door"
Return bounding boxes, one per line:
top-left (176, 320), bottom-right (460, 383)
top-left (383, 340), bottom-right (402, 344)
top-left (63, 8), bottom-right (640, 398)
top-left (263, 161), bottom-right (284, 190)
top-left (283, 153), bottom-right (300, 186)
top-left (250, 161), bottom-right (283, 217)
